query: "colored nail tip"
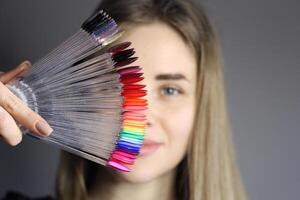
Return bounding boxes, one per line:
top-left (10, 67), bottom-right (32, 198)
top-left (123, 99), bottom-right (148, 104)
top-left (124, 103), bottom-right (148, 107)
top-left (81, 10), bottom-right (115, 33)
top-left (120, 72), bottom-right (144, 79)
top-left (121, 130), bottom-right (145, 136)
top-left (121, 77), bottom-right (144, 84)
top-left (122, 88), bottom-right (146, 92)
top-left (113, 49), bottom-right (136, 62)
top-left (118, 138), bottom-right (143, 146)
top-left (112, 153), bottom-right (135, 165)
top-left (120, 134), bottom-right (144, 141)
top-left (107, 160), bottom-right (131, 172)
top-left (119, 137), bottom-right (144, 145)
top-left (108, 42), bottom-right (132, 55)
top-left (113, 48), bottom-right (135, 56)
top-left (126, 98), bottom-right (147, 101)
top-left (114, 57), bottom-right (138, 68)
top-left (117, 66), bottom-right (141, 75)
top-left (119, 141), bottom-right (143, 148)
top-left (117, 146), bottom-right (140, 154)
top-left (123, 118), bottom-right (147, 122)
top-left (122, 94), bottom-right (147, 99)
top-left (123, 118), bottom-right (147, 123)
top-left (117, 143), bottom-right (142, 151)
top-left (122, 123), bottom-right (145, 128)
top-left (123, 119), bottom-right (146, 124)
top-left (124, 99), bottom-right (148, 103)
top-left (122, 92), bottom-right (147, 96)
top-left (113, 150), bottom-right (137, 159)
top-left (123, 111), bottom-right (146, 117)
top-left (130, 103), bottom-right (147, 107)
top-left (123, 123), bottom-right (146, 128)
top-left (123, 84), bottom-right (146, 90)
top-left (123, 106), bottom-right (147, 111)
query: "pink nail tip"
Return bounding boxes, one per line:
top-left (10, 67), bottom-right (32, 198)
top-left (112, 153), bottom-right (135, 165)
top-left (113, 150), bottom-right (136, 159)
top-left (124, 105), bottom-right (147, 111)
top-left (108, 160), bottom-right (130, 172)
top-left (123, 111), bottom-right (146, 118)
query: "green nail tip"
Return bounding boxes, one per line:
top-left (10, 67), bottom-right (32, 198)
top-left (120, 132), bottom-right (144, 140)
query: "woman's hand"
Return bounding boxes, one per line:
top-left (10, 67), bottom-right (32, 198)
top-left (0, 61), bottom-right (53, 146)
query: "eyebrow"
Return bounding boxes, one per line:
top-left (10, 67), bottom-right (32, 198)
top-left (155, 73), bottom-right (190, 82)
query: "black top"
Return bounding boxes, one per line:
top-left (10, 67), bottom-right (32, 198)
top-left (1, 191), bottom-right (54, 200)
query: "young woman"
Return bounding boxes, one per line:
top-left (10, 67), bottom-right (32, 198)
top-left (0, 0), bottom-right (247, 200)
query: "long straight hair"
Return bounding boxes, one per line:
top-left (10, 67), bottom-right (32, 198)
top-left (56, 0), bottom-right (247, 199)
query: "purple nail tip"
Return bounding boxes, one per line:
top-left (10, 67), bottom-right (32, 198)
top-left (108, 42), bottom-right (132, 55)
top-left (117, 66), bottom-right (141, 75)
top-left (114, 57), bottom-right (138, 68)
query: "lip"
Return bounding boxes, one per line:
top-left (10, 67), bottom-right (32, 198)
top-left (139, 139), bottom-right (163, 157)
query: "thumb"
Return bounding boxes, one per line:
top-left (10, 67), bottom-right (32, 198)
top-left (0, 61), bottom-right (31, 84)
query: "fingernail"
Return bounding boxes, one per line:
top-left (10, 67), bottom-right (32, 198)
top-left (35, 121), bottom-right (53, 136)
top-left (19, 61), bottom-right (31, 72)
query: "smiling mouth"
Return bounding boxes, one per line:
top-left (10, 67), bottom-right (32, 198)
top-left (139, 139), bottom-right (162, 156)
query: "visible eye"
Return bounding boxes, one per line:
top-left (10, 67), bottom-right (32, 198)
top-left (160, 85), bottom-right (184, 96)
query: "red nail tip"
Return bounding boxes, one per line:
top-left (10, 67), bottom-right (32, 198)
top-left (124, 97), bottom-right (147, 101)
top-left (114, 57), bottom-right (138, 68)
top-left (108, 42), bottom-right (132, 55)
top-left (120, 72), bottom-right (143, 78)
top-left (112, 153), bottom-right (135, 165)
top-left (123, 111), bottom-right (146, 117)
top-left (122, 89), bottom-right (147, 93)
top-left (121, 77), bottom-right (144, 84)
top-left (113, 150), bottom-right (137, 159)
top-left (122, 90), bottom-right (147, 95)
top-left (123, 93), bottom-right (147, 98)
top-left (123, 84), bottom-right (146, 90)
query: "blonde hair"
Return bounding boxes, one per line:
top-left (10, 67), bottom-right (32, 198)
top-left (56, 0), bottom-right (247, 199)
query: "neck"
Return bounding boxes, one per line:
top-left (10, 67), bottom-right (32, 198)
top-left (88, 167), bottom-right (177, 200)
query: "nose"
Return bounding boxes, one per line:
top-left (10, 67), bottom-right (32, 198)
top-left (140, 79), bottom-right (155, 129)
top-left (144, 97), bottom-right (155, 129)
top-left (146, 120), bottom-right (152, 128)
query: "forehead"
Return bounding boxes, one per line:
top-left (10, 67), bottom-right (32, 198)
top-left (119, 22), bottom-right (197, 80)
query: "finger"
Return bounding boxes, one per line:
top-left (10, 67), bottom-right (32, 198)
top-left (0, 106), bottom-right (23, 146)
top-left (0, 82), bottom-right (53, 137)
top-left (0, 61), bottom-right (31, 84)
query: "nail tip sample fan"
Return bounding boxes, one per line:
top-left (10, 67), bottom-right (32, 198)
top-left (7, 10), bottom-right (147, 172)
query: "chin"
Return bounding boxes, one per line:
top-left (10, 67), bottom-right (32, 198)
top-left (116, 158), bottom-right (163, 183)
top-left (115, 154), bottom-right (178, 184)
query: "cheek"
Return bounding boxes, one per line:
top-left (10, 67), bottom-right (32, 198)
top-left (163, 104), bottom-right (195, 155)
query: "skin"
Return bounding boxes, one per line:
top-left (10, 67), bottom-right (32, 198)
top-left (89, 22), bottom-right (197, 200)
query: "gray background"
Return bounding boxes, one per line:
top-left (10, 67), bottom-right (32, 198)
top-left (0, 0), bottom-right (299, 199)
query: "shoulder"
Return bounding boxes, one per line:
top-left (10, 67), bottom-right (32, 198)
top-left (1, 191), bottom-right (55, 200)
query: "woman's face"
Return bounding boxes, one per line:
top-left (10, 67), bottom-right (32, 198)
top-left (117, 22), bottom-right (197, 183)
